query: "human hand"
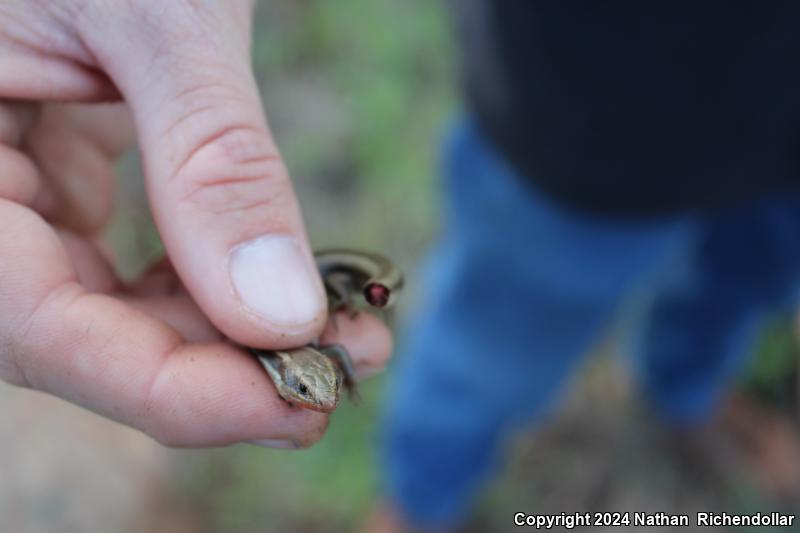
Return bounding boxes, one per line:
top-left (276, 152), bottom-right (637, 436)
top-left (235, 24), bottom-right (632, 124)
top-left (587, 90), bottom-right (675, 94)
top-left (0, 1), bottom-right (392, 448)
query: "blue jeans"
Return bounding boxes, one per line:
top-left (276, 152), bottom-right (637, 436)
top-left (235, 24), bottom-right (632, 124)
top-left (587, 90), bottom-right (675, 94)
top-left (381, 118), bottom-right (800, 527)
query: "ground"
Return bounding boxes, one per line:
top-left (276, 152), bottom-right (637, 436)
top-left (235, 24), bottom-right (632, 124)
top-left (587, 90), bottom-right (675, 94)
top-left (2, 354), bottom-right (798, 532)
top-left (2, 1), bottom-right (799, 532)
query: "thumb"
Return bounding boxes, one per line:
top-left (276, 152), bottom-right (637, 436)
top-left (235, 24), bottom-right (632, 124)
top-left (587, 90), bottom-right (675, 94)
top-left (80, 2), bottom-right (327, 347)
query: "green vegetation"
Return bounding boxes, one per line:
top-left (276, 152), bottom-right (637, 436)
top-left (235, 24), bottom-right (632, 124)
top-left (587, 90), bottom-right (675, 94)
top-left (107, 2), bottom-right (799, 530)
top-left (163, 2), bottom-right (455, 531)
top-left (253, 0), bottom-right (456, 256)
top-left (746, 318), bottom-right (798, 415)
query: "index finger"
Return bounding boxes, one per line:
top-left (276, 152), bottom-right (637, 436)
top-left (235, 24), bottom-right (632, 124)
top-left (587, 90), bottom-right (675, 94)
top-left (0, 200), bottom-right (326, 447)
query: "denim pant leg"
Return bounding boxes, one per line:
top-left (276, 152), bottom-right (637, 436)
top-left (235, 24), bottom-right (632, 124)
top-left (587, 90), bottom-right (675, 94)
top-left (380, 118), bottom-right (696, 527)
top-left (635, 195), bottom-right (800, 424)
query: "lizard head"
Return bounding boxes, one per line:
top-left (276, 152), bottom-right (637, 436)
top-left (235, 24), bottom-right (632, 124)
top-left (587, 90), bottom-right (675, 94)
top-left (280, 348), bottom-right (343, 413)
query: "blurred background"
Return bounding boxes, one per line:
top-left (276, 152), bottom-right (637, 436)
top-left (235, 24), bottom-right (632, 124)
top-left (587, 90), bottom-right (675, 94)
top-left (1, 1), bottom-right (799, 532)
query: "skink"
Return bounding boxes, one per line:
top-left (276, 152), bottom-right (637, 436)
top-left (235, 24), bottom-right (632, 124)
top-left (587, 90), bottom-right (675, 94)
top-left (248, 249), bottom-right (402, 413)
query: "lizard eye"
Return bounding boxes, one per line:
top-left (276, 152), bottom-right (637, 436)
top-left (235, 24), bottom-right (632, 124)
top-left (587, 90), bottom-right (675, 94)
top-left (298, 383), bottom-right (309, 396)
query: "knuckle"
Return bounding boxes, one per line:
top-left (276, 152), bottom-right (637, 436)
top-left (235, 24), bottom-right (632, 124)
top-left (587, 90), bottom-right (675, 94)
top-left (0, 280), bottom-right (81, 391)
top-left (174, 127), bottom-right (295, 218)
top-left (179, 171), bottom-right (294, 219)
top-left (163, 84), bottom-right (270, 175)
top-left (174, 123), bottom-right (280, 176)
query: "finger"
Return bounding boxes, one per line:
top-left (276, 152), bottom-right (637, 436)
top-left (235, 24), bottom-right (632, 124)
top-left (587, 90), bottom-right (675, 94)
top-left (0, 145), bottom-right (46, 206)
top-left (121, 271), bottom-right (224, 344)
top-left (0, 101), bottom-right (38, 146)
top-left (24, 105), bottom-right (117, 234)
top-left (0, 199), bottom-right (328, 447)
top-left (0, 102), bottom-right (53, 209)
top-left (121, 294), bottom-right (222, 344)
top-left (66, 103), bottom-right (135, 157)
top-left (121, 255), bottom-right (225, 341)
top-left (319, 312), bottom-right (394, 381)
top-left (79, 2), bottom-right (327, 349)
top-left (56, 229), bottom-right (120, 293)
top-left (127, 256), bottom-right (183, 297)
top-left (0, 5), bottom-right (120, 101)
top-left (124, 257), bottom-right (222, 341)
top-left (51, 238), bottom-right (220, 342)
top-left (0, 52), bottom-right (118, 102)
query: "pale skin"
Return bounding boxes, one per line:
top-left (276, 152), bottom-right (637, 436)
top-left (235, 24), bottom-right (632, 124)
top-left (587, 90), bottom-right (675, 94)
top-left (0, 1), bottom-right (392, 449)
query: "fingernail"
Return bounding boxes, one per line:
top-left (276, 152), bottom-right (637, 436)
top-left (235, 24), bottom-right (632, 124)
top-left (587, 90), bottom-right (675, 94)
top-left (230, 235), bottom-right (324, 327)
top-left (248, 439), bottom-right (299, 450)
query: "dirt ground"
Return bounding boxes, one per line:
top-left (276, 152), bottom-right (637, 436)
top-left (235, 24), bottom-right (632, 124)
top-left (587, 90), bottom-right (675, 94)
top-left (2, 355), bottom-right (798, 533)
top-left (469, 359), bottom-right (800, 532)
top-left (4, 3), bottom-right (798, 532)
